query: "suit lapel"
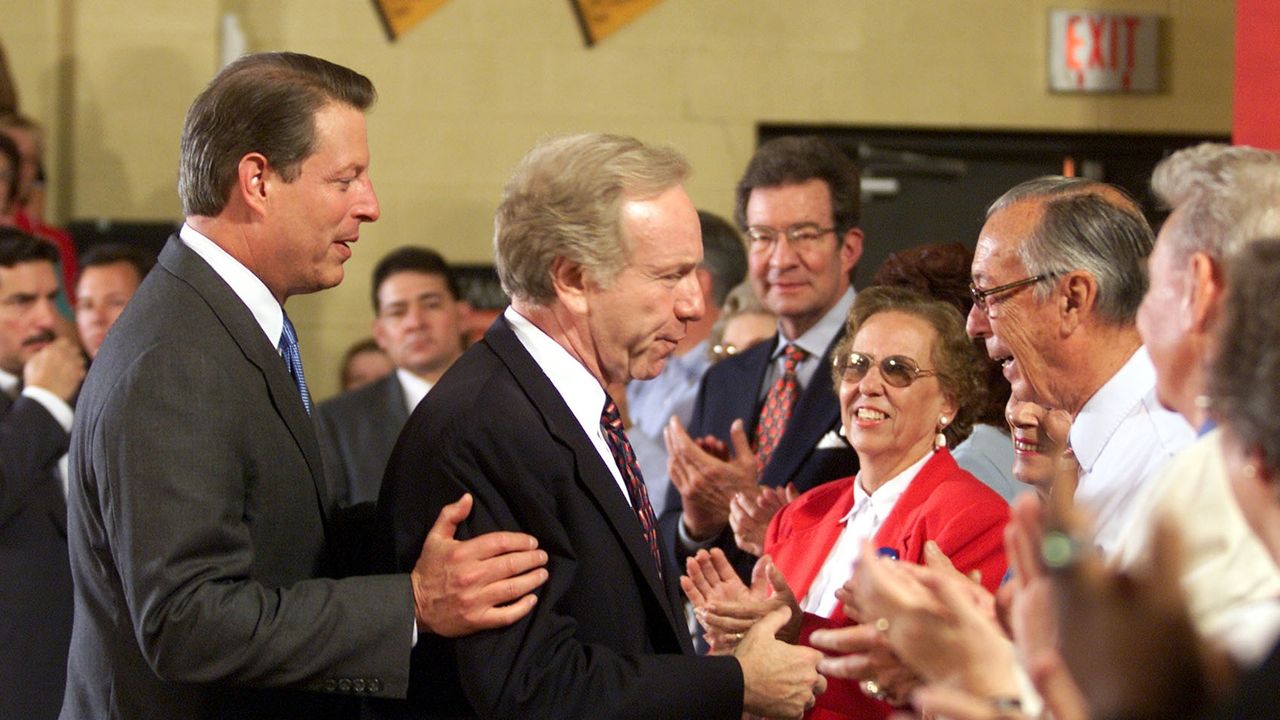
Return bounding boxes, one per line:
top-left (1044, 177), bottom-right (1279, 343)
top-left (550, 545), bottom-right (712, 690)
top-left (157, 237), bottom-right (330, 529)
top-left (726, 339), bottom-right (773, 429)
top-left (690, 336), bottom-right (771, 438)
top-left (1, 388), bottom-right (70, 530)
top-left (761, 328), bottom-right (847, 489)
top-left (781, 488), bottom-right (855, 605)
top-left (872, 450), bottom-right (951, 556)
top-left (484, 317), bottom-right (687, 638)
top-left (383, 374), bottom-right (410, 426)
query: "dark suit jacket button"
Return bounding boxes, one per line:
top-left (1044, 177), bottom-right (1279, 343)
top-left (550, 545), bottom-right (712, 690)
top-left (353, 678), bottom-right (367, 693)
top-left (324, 679), bottom-right (337, 692)
top-left (369, 678), bottom-right (383, 693)
top-left (338, 678), bottom-right (352, 693)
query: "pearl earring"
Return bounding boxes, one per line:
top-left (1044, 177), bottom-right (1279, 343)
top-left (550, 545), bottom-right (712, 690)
top-left (934, 415), bottom-right (950, 451)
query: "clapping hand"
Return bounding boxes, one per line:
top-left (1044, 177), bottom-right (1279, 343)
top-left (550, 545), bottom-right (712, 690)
top-left (681, 548), bottom-right (802, 654)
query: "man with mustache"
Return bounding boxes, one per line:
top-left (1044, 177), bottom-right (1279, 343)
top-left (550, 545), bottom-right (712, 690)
top-left (0, 227), bottom-right (86, 720)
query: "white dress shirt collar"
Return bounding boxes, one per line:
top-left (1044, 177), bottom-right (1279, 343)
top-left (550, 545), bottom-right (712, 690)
top-left (842, 450), bottom-right (930, 526)
top-left (397, 368), bottom-right (434, 415)
top-left (771, 286), bottom-right (856, 360)
top-left (504, 306), bottom-right (606, 435)
top-left (801, 450), bottom-right (931, 616)
top-left (503, 307), bottom-right (634, 503)
top-left (0, 368), bottom-right (18, 398)
top-left (1071, 346), bottom-right (1154, 473)
top-left (179, 223), bottom-right (283, 348)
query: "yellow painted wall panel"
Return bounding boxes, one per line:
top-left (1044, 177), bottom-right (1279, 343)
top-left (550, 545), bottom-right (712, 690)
top-left (0, 0), bottom-right (1235, 396)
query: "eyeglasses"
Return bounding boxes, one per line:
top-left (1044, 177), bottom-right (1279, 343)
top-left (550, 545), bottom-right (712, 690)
top-left (834, 351), bottom-right (937, 388)
top-left (968, 272), bottom-right (1059, 313)
top-left (745, 223), bottom-right (836, 252)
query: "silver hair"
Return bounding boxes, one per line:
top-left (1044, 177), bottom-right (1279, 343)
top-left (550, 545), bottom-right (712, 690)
top-left (493, 133), bottom-right (690, 305)
top-left (987, 176), bottom-right (1153, 325)
top-left (1150, 143), bottom-right (1280, 261)
top-left (1211, 237), bottom-right (1280, 476)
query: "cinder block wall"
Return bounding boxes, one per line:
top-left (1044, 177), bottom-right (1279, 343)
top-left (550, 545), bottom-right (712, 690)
top-left (0, 0), bottom-right (1233, 398)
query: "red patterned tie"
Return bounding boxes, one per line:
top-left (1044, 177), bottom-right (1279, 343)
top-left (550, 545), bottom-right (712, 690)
top-left (755, 344), bottom-right (808, 469)
top-left (601, 398), bottom-right (663, 580)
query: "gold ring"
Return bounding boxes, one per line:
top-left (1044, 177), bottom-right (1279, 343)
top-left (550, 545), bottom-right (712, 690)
top-left (873, 617), bottom-right (890, 633)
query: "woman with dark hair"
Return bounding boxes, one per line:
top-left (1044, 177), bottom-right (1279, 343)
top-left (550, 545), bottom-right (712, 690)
top-left (683, 287), bottom-right (1009, 720)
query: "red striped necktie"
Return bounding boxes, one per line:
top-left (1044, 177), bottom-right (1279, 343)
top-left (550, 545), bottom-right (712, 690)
top-left (601, 397), bottom-right (663, 579)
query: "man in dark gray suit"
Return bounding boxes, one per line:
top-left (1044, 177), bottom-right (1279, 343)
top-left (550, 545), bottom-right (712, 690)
top-left (0, 229), bottom-right (86, 720)
top-left (61, 52), bottom-right (547, 720)
top-left (317, 247), bottom-right (466, 508)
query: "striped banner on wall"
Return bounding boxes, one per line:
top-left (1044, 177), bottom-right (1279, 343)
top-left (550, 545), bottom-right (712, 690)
top-left (570, 0), bottom-right (665, 46)
top-left (373, 0), bottom-right (452, 41)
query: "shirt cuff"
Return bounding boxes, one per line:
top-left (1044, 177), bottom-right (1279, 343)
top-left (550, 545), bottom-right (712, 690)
top-left (22, 386), bottom-right (73, 432)
top-left (677, 514), bottom-right (721, 552)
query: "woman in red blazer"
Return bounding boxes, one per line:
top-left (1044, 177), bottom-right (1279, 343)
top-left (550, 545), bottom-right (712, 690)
top-left (684, 287), bottom-right (1009, 720)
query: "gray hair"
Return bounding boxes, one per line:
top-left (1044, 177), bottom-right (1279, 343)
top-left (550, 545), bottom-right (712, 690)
top-left (987, 176), bottom-right (1153, 325)
top-left (494, 133), bottom-right (691, 305)
top-left (1211, 237), bottom-right (1280, 476)
top-left (1151, 143), bottom-right (1280, 262)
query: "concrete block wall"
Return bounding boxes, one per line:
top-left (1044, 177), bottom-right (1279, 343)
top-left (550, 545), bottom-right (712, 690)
top-left (0, 0), bottom-right (1233, 398)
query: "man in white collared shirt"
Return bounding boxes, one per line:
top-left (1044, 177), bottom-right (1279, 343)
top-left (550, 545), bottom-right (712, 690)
top-left (966, 176), bottom-right (1193, 553)
top-left (317, 246), bottom-right (468, 508)
top-left (0, 228), bottom-right (86, 720)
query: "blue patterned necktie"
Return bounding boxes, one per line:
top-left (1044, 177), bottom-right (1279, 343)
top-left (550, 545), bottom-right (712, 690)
top-left (278, 312), bottom-right (312, 414)
top-left (601, 397), bottom-right (663, 580)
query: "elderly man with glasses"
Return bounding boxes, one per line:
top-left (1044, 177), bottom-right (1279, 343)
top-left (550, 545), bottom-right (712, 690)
top-left (966, 176), bottom-right (1194, 552)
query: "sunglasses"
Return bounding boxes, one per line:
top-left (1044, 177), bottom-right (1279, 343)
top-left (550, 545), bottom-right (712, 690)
top-left (834, 351), bottom-right (937, 388)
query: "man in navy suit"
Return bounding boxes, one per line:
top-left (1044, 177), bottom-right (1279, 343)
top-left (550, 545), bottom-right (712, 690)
top-left (0, 229), bottom-right (86, 720)
top-left (661, 135), bottom-right (863, 583)
top-left (317, 246), bottom-right (467, 508)
top-left (377, 133), bottom-right (826, 718)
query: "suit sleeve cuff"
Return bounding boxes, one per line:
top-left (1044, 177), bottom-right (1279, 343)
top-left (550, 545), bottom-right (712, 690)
top-left (22, 386), bottom-right (73, 432)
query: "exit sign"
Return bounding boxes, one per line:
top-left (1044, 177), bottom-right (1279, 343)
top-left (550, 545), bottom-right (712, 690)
top-left (1048, 11), bottom-right (1160, 93)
